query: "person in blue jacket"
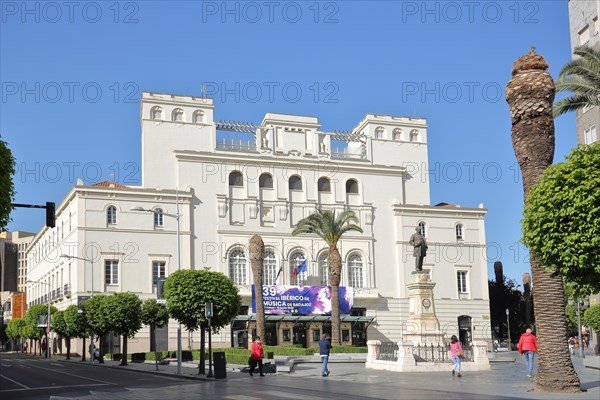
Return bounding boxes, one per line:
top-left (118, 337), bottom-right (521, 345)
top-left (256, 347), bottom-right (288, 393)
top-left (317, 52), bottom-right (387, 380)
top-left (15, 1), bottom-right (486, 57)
top-left (319, 333), bottom-right (332, 377)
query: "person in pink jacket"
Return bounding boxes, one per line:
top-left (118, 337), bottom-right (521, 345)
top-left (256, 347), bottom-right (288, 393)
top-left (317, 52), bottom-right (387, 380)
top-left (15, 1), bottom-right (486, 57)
top-left (518, 328), bottom-right (538, 378)
top-left (449, 335), bottom-right (464, 377)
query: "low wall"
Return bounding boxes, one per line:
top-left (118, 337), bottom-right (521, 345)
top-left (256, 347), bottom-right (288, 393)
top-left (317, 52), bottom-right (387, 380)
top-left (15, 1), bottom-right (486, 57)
top-left (365, 340), bottom-right (490, 372)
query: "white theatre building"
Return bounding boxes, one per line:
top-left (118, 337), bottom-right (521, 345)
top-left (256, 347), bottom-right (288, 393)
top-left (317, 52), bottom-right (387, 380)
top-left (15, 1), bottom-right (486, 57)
top-left (26, 92), bottom-right (490, 355)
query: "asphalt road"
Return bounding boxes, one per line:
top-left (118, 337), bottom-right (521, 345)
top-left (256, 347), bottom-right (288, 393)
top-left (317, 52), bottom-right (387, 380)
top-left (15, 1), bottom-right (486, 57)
top-left (2, 352), bottom-right (598, 400)
top-left (0, 353), bottom-right (198, 400)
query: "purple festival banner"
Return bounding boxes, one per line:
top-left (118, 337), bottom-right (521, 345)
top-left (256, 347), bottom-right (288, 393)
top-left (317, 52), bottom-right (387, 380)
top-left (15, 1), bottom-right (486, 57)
top-left (251, 285), bottom-right (354, 315)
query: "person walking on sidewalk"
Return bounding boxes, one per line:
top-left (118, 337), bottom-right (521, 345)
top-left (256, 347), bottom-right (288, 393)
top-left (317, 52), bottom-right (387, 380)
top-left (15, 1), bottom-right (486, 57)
top-left (319, 333), bottom-right (332, 377)
top-left (449, 335), bottom-right (464, 377)
top-left (249, 336), bottom-right (265, 377)
top-left (518, 328), bottom-right (538, 378)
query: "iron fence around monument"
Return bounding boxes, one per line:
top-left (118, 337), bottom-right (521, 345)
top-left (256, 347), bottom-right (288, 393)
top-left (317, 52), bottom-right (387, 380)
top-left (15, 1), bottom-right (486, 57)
top-left (374, 342), bottom-right (473, 363)
top-left (376, 342), bottom-right (399, 361)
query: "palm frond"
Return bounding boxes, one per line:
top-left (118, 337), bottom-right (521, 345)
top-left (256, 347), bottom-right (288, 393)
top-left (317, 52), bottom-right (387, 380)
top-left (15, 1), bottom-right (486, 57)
top-left (291, 208), bottom-right (363, 246)
top-left (554, 45), bottom-right (600, 116)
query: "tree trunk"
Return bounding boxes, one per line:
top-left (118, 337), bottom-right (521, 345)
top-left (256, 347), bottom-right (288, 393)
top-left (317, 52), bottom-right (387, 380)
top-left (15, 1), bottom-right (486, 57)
top-left (98, 335), bottom-right (104, 363)
top-left (328, 245), bottom-right (342, 346)
top-left (199, 325), bottom-right (206, 375)
top-left (120, 334), bottom-right (128, 366)
top-left (506, 50), bottom-right (580, 393)
top-left (66, 336), bottom-right (71, 360)
top-left (249, 235), bottom-right (265, 342)
top-left (82, 337), bottom-right (86, 361)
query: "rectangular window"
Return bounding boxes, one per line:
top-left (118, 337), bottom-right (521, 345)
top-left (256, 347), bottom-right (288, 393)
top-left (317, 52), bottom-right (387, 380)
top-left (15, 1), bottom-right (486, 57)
top-left (457, 271), bottom-right (468, 293)
top-left (283, 329), bottom-right (291, 342)
top-left (152, 261), bottom-right (166, 286)
top-left (105, 260), bottom-right (119, 285)
top-left (579, 25), bottom-right (590, 45)
top-left (585, 125), bottom-right (597, 145)
top-left (312, 329), bottom-right (320, 342)
top-left (342, 329), bottom-right (350, 342)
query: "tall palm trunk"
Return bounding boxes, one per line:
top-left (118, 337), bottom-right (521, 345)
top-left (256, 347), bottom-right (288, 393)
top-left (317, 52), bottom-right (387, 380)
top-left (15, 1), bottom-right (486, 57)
top-left (506, 50), bottom-right (580, 393)
top-left (249, 235), bottom-right (265, 342)
top-left (328, 245), bottom-right (342, 346)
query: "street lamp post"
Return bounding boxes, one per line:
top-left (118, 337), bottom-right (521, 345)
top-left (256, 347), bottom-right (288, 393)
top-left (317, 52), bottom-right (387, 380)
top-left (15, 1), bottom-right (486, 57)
top-left (130, 195), bottom-right (182, 375)
top-left (60, 254), bottom-right (93, 364)
top-left (505, 308), bottom-right (511, 351)
top-left (26, 279), bottom-right (51, 358)
top-left (577, 301), bottom-right (585, 359)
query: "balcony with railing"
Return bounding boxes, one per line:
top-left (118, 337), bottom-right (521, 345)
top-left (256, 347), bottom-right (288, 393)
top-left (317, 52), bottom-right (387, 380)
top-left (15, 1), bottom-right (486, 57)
top-left (216, 137), bottom-right (257, 152)
top-left (331, 147), bottom-right (367, 160)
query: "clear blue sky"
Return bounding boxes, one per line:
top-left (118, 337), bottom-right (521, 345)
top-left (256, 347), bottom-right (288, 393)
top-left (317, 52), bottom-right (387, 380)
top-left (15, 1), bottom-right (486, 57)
top-left (1, 1), bottom-right (577, 286)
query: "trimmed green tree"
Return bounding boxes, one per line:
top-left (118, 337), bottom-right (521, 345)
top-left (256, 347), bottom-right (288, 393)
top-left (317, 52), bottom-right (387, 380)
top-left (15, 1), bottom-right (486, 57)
top-left (164, 269), bottom-right (241, 375)
top-left (25, 304), bottom-right (57, 356)
top-left (522, 143), bottom-right (600, 296)
top-left (52, 310), bottom-right (71, 359)
top-left (84, 295), bottom-right (111, 363)
top-left (141, 299), bottom-right (170, 370)
top-left (6, 318), bottom-right (27, 351)
top-left (106, 292), bottom-right (143, 366)
top-left (63, 305), bottom-right (88, 360)
top-left (583, 304), bottom-right (600, 355)
top-left (0, 136), bottom-right (16, 230)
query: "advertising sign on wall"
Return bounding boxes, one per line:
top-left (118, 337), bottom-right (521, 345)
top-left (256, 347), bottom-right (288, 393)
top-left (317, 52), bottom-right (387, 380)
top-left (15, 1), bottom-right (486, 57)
top-left (12, 293), bottom-right (26, 319)
top-left (251, 285), bottom-right (353, 315)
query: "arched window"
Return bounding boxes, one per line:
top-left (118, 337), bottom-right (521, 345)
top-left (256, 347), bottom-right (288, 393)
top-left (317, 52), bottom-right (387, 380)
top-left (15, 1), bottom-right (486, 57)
top-left (151, 106), bottom-right (163, 120)
top-left (193, 110), bottom-right (205, 124)
top-left (172, 108), bottom-right (185, 122)
top-left (348, 254), bottom-right (364, 288)
top-left (375, 126), bottom-right (385, 139)
top-left (154, 208), bottom-right (164, 227)
top-left (259, 173), bottom-right (273, 188)
top-left (289, 175), bottom-right (303, 191)
top-left (229, 249), bottom-right (246, 285)
top-left (418, 221), bottom-right (427, 238)
top-left (289, 251), bottom-right (306, 285)
top-left (456, 223), bottom-right (464, 241)
top-left (346, 179), bottom-right (359, 194)
top-left (263, 250), bottom-right (278, 285)
top-left (229, 171), bottom-right (244, 187)
top-left (410, 129), bottom-right (419, 142)
top-left (318, 177), bottom-right (331, 192)
top-left (318, 253), bottom-right (329, 286)
top-left (107, 206), bottom-right (117, 225)
top-left (393, 128), bottom-right (403, 140)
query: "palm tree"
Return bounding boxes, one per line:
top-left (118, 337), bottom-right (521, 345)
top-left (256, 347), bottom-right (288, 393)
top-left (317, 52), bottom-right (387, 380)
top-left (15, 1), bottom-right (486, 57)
top-left (506, 49), bottom-right (581, 393)
top-left (292, 209), bottom-right (363, 346)
top-left (554, 45), bottom-right (600, 117)
top-left (249, 234), bottom-right (265, 341)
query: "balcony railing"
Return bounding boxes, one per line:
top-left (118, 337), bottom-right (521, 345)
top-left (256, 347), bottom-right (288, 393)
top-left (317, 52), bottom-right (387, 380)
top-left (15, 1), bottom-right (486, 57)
top-left (216, 138), bottom-right (257, 152)
top-left (331, 148), bottom-right (366, 159)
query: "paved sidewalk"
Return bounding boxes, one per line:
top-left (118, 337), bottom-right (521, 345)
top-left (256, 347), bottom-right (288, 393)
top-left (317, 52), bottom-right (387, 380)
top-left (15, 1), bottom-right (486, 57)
top-left (56, 350), bottom-right (600, 399)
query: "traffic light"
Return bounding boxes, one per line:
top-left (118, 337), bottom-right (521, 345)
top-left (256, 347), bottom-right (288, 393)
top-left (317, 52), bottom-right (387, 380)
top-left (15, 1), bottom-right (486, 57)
top-left (45, 202), bottom-right (55, 228)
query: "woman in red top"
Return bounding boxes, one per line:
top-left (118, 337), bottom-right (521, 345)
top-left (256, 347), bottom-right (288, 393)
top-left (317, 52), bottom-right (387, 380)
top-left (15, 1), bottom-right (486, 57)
top-left (249, 336), bottom-right (265, 377)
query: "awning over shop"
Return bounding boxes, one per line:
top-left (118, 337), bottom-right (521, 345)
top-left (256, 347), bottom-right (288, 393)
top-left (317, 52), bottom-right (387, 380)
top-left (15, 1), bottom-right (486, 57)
top-left (233, 315), bottom-right (375, 324)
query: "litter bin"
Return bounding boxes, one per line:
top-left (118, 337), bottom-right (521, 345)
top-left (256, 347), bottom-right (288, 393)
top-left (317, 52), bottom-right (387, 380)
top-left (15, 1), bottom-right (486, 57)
top-left (213, 351), bottom-right (227, 379)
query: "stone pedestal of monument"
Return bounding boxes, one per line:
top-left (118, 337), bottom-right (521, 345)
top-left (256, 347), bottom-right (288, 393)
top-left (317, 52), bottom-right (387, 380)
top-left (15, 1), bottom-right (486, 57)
top-left (402, 271), bottom-right (445, 346)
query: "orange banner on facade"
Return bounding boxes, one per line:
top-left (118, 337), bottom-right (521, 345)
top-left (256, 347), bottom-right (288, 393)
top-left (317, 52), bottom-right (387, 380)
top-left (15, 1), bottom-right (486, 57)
top-left (12, 293), bottom-right (26, 319)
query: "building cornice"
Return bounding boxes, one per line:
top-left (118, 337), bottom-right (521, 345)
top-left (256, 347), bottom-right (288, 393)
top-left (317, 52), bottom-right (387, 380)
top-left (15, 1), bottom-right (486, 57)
top-left (174, 150), bottom-right (406, 176)
top-left (392, 203), bottom-right (487, 217)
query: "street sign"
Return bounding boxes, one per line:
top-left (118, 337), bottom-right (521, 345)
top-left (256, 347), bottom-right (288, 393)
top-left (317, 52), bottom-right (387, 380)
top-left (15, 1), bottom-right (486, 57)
top-left (157, 299), bottom-right (167, 304)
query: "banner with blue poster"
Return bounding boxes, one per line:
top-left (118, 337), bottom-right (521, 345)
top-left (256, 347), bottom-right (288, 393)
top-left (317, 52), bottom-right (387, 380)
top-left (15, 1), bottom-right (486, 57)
top-left (251, 285), bottom-right (353, 315)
